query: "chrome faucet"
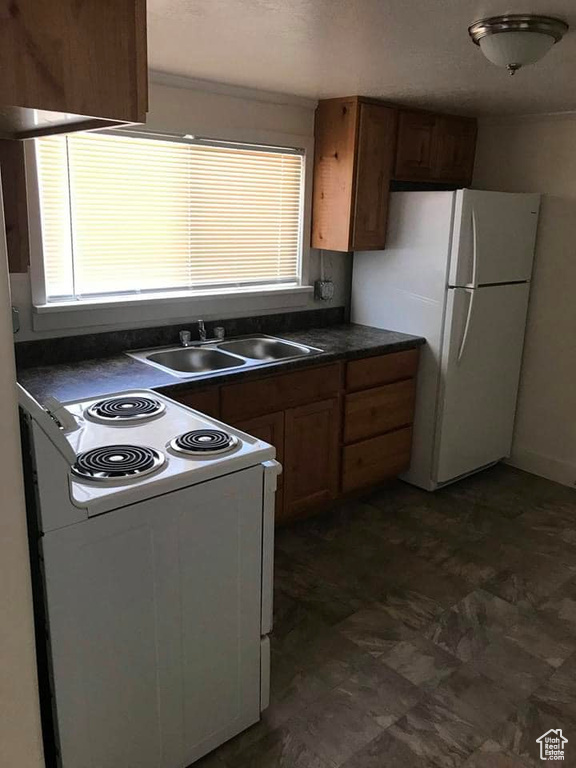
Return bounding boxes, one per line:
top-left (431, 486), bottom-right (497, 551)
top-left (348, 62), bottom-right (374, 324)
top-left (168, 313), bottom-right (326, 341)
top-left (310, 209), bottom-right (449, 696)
top-left (197, 319), bottom-right (207, 342)
top-left (179, 330), bottom-right (192, 347)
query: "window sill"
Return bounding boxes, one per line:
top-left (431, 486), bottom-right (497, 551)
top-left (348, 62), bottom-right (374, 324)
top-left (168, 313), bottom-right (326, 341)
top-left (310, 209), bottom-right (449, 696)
top-left (31, 284), bottom-right (316, 333)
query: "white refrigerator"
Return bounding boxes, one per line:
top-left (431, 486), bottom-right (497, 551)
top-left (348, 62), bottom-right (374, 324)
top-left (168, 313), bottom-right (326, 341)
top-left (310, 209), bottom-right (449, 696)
top-left (351, 189), bottom-right (541, 491)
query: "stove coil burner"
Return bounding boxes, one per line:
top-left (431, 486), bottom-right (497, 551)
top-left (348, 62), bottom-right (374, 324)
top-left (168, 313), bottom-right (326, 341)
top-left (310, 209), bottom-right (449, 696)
top-left (86, 396), bottom-right (165, 423)
top-left (71, 445), bottom-right (165, 482)
top-left (170, 429), bottom-right (238, 456)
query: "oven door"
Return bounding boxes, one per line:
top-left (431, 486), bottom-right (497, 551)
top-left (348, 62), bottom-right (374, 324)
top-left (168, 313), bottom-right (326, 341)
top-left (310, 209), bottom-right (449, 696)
top-left (42, 464), bottom-right (265, 768)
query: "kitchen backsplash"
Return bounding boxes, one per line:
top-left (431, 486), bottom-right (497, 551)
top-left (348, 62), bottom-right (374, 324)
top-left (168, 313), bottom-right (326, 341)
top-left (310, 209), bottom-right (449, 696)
top-left (15, 306), bottom-right (347, 369)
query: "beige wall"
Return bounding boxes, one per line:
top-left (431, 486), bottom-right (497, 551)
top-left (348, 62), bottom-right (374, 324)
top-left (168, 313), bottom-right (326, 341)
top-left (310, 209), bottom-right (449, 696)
top-left (0, 185), bottom-right (43, 765)
top-left (473, 115), bottom-right (576, 487)
top-left (13, 76), bottom-right (351, 341)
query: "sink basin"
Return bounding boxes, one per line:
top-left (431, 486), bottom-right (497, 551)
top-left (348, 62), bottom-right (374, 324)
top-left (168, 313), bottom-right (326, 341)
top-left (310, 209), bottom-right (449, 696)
top-left (127, 335), bottom-right (322, 378)
top-left (216, 336), bottom-right (320, 361)
top-left (132, 347), bottom-right (246, 377)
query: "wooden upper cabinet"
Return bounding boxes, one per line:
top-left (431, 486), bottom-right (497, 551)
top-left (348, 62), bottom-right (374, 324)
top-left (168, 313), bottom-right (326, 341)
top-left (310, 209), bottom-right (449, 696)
top-left (394, 111), bottom-right (438, 181)
top-left (434, 115), bottom-right (477, 183)
top-left (353, 103), bottom-right (397, 251)
top-left (311, 97), bottom-right (477, 253)
top-left (311, 97), bottom-right (359, 251)
top-left (311, 97), bottom-right (397, 252)
top-left (394, 109), bottom-right (477, 186)
top-left (0, 0), bottom-right (148, 139)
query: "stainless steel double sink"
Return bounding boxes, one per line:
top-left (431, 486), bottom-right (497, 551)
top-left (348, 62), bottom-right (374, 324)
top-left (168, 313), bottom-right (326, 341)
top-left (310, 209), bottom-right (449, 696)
top-left (127, 335), bottom-right (323, 377)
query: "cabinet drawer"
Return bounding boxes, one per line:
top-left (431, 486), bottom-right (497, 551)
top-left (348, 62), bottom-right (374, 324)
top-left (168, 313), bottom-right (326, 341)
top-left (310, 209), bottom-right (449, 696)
top-left (168, 387), bottom-right (220, 418)
top-left (342, 427), bottom-right (413, 494)
top-left (221, 364), bottom-right (341, 422)
top-left (344, 379), bottom-right (416, 444)
top-left (346, 349), bottom-right (419, 392)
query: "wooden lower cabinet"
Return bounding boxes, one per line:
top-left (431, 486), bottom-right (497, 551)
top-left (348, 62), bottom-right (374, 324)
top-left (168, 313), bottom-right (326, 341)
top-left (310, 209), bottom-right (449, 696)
top-left (235, 411), bottom-right (285, 521)
top-left (169, 387), bottom-right (220, 419)
top-left (344, 378), bottom-right (416, 444)
top-left (342, 427), bottom-right (413, 494)
top-left (283, 398), bottom-right (340, 521)
top-left (346, 348), bottom-right (419, 392)
top-left (163, 349), bottom-right (420, 523)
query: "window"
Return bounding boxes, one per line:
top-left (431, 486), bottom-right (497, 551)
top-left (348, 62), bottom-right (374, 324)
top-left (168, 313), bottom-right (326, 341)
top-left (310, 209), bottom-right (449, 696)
top-left (33, 131), bottom-right (305, 303)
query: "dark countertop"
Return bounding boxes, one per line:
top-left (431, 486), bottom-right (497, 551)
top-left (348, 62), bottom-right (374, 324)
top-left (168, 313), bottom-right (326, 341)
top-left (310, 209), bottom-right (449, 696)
top-left (18, 324), bottom-right (425, 406)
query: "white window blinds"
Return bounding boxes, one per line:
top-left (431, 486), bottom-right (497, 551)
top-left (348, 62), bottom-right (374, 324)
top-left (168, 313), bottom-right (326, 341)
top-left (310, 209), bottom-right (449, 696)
top-left (34, 131), bottom-right (304, 301)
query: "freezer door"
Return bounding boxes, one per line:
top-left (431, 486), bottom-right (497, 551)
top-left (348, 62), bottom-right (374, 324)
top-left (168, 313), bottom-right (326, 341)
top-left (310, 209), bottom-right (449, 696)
top-left (449, 190), bottom-right (540, 287)
top-left (435, 283), bottom-right (530, 484)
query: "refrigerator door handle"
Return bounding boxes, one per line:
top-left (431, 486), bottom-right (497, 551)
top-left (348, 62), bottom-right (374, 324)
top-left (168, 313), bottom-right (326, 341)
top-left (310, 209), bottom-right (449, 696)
top-left (469, 207), bottom-right (479, 289)
top-left (457, 288), bottom-right (475, 364)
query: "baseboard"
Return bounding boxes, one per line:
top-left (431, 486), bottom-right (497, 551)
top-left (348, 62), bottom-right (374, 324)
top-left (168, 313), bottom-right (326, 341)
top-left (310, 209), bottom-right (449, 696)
top-left (506, 446), bottom-right (576, 488)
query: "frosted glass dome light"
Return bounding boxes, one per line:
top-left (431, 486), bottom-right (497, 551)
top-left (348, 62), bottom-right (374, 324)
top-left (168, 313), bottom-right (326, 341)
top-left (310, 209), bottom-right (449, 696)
top-left (469, 15), bottom-right (568, 75)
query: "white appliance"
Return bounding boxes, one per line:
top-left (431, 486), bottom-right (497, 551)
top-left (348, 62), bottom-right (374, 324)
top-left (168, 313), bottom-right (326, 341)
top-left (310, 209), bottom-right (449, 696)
top-left (19, 386), bottom-right (280, 768)
top-left (352, 189), bottom-right (540, 491)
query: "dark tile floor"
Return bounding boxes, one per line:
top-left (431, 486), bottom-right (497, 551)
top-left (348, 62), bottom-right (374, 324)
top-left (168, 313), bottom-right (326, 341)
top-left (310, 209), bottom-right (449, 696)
top-left (203, 465), bottom-right (576, 767)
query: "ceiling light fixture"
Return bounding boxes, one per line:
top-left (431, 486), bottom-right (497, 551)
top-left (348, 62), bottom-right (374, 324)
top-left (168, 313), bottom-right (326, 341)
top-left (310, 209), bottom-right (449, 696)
top-left (469, 14), bottom-right (569, 76)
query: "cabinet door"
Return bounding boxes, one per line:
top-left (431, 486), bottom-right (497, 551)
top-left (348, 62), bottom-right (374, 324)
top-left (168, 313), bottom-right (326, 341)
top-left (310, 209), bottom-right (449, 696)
top-left (311, 98), bottom-right (359, 251)
top-left (169, 387), bottom-right (220, 419)
top-left (0, 0), bottom-right (148, 124)
top-left (235, 412), bottom-right (285, 522)
top-left (434, 116), bottom-right (477, 184)
top-left (352, 103), bottom-right (397, 251)
top-left (283, 398), bottom-right (340, 521)
top-left (41, 467), bottom-right (264, 768)
top-left (394, 111), bottom-right (437, 181)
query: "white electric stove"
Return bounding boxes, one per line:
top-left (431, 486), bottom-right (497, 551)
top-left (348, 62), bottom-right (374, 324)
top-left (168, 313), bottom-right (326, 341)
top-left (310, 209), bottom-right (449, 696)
top-left (19, 386), bottom-right (279, 768)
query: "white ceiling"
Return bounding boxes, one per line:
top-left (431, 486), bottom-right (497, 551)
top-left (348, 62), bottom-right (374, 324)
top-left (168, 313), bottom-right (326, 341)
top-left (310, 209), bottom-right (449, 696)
top-left (148, 1), bottom-right (576, 116)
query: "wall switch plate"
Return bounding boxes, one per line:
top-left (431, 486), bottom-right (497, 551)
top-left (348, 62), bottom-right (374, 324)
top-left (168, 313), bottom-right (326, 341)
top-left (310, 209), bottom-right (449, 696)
top-left (314, 279), bottom-right (335, 302)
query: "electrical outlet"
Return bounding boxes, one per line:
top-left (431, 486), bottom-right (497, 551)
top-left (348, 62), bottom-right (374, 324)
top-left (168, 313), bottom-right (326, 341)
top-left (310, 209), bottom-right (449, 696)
top-left (314, 279), bottom-right (335, 302)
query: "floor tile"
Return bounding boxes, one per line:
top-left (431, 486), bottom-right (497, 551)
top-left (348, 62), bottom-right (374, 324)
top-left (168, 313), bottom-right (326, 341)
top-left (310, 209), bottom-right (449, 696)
top-left (440, 465), bottom-right (561, 519)
top-left (397, 559), bottom-right (471, 610)
top-left (463, 739), bottom-right (532, 767)
top-left (539, 577), bottom-right (576, 634)
top-left (502, 611), bottom-right (576, 668)
top-left (429, 667), bottom-right (518, 737)
top-left (267, 657), bottom-right (331, 730)
top-left (271, 602), bottom-right (329, 661)
top-left (468, 637), bottom-right (553, 700)
top-left (494, 694), bottom-right (576, 765)
top-left (438, 549), bottom-right (499, 588)
top-left (335, 654), bottom-right (423, 728)
top-left (380, 633), bottom-right (462, 691)
top-left (337, 605), bottom-right (417, 657)
top-left (521, 501), bottom-right (576, 548)
top-left (223, 464), bottom-right (576, 768)
top-left (340, 729), bottom-right (433, 767)
top-left (389, 695), bottom-right (486, 767)
top-left (293, 688), bottom-right (383, 767)
top-left (191, 751), bottom-right (229, 768)
top-left (426, 589), bottom-right (520, 661)
top-left (485, 569), bottom-right (556, 611)
top-left (531, 654), bottom-right (576, 719)
top-left (375, 586), bottom-right (445, 631)
top-left (293, 627), bottom-right (372, 688)
top-left (225, 725), bottom-right (332, 768)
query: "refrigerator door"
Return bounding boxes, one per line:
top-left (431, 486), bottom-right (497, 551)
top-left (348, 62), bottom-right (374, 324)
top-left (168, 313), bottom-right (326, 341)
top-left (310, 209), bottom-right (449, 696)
top-left (449, 190), bottom-right (540, 287)
top-left (435, 283), bottom-right (530, 485)
top-left (352, 190), bottom-right (456, 490)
